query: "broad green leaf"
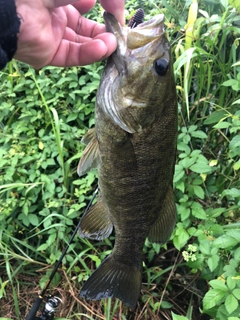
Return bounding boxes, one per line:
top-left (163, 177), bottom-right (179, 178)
top-left (18, 213), bottom-right (29, 227)
top-left (190, 130), bottom-right (208, 139)
top-left (208, 255), bottom-right (220, 272)
top-left (225, 294), bottom-right (238, 314)
top-left (72, 179), bottom-right (84, 185)
top-left (230, 147), bottom-right (240, 158)
top-left (177, 142), bottom-right (191, 154)
top-left (171, 312), bottom-right (188, 320)
top-left (193, 185), bottom-right (205, 199)
top-left (188, 125), bottom-right (198, 132)
top-left (175, 180), bottom-right (185, 193)
top-left (174, 164), bottom-right (185, 183)
top-left (234, 247), bottom-right (240, 261)
top-left (222, 79), bottom-right (238, 87)
top-left (209, 224), bottom-right (224, 237)
top-left (226, 230), bottom-right (240, 242)
top-left (209, 280), bottom-right (228, 291)
top-left (203, 289), bottom-right (226, 310)
top-left (224, 259), bottom-right (239, 277)
top-left (230, 136), bottom-right (240, 150)
top-left (233, 160), bottom-right (240, 170)
top-left (216, 305), bottom-right (234, 320)
top-left (67, 113), bottom-right (78, 122)
top-left (179, 157), bottom-right (196, 168)
top-left (232, 98), bottom-right (240, 105)
top-left (204, 110), bottom-right (227, 125)
top-left (47, 233), bottom-right (57, 245)
top-left (214, 235), bottom-right (238, 248)
top-left (199, 240), bottom-right (211, 255)
top-left (227, 277), bottom-right (236, 291)
top-left (178, 205), bottom-right (190, 220)
top-left (28, 214), bottom-right (39, 226)
top-left (191, 202), bottom-right (207, 219)
top-left (206, 207), bottom-right (225, 218)
top-left (37, 243), bottom-right (49, 251)
top-left (173, 229), bottom-right (190, 250)
top-left (161, 301), bottom-right (173, 309)
top-left (232, 288), bottom-right (240, 299)
top-left (213, 121), bottom-right (231, 129)
top-left (221, 188), bottom-right (240, 199)
top-left (190, 161), bottom-right (212, 173)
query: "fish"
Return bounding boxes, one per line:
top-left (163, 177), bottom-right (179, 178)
top-left (77, 10), bottom-right (178, 309)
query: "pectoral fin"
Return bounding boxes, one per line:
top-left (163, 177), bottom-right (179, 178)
top-left (81, 128), bottom-right (95, 145)
top-left (79, 199), bottom-right (113, 240)
top-left (77, 136), bottom-right (99, 176)
top-left (148, 186), bottom-right (176, 243)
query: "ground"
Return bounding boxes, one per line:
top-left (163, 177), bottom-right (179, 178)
top-left (1, 245), bottom-right (211, 320)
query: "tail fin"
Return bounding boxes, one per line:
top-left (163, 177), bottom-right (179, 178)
top-left (80, 254), bottom-right (142, 309)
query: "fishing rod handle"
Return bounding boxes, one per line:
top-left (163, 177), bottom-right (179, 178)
top-left (25, 296), bottom-right (43, 320)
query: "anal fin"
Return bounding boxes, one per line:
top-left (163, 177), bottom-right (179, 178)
top-left (79, 199), bottom-right (113, 240)
top-left (148, 186), bottom-right (176, 243)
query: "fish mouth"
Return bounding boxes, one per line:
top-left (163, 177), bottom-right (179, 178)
top-left (103, 11), bottom-right (165, 50)
top-left (131, 14), bottom-right (164, 29)
top-left (127, 14), bottom-right (165, 49)
top-left (103, 10), bottom-right (164, 31)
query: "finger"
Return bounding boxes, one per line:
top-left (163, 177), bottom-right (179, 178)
top-left (52, 0), bottom-right (96, 13)
top-left (50, 34), bottom-right (117, 67)
top-left (63, 27), bottom-right (92, 43)
top-left (64, 6), bottom-right (106, 37)
top-left (72, 0), bottom-right (97, 14)
top-left (100, 0), bottom-right (125, 26)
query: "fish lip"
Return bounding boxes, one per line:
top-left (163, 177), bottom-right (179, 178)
top-left (104, 12), bottom-right (165, 55)
top-left (132, 14), bottom-right (165, 29)
top-left (103, 12), bottom-right (165, 35)
top-left (103, 12), bottom-right (122, 35)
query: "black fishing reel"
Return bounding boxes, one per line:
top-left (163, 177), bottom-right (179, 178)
top-left (34, 295), bottom-right (62, 320)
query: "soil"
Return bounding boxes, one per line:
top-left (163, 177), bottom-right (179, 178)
top-left (0, 246), bottom-right (211, 320)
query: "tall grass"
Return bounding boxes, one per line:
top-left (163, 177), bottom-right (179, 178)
top-left (0, 0), bottom-right (239, 319)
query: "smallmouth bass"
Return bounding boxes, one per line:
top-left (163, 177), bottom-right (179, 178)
top-left (77, 10), bottom-right (178, 309)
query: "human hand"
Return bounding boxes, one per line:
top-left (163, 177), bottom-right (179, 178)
top-left (73, 1), bottom-right (125, 26)
top-left (14, 0), bottom-right (125, 68)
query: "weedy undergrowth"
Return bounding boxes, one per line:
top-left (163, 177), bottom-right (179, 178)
top-left (0, 0), bottom-right (240, 319)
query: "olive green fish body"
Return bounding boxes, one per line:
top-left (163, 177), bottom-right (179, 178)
top-left (78, 11), bottom-right (178, 308)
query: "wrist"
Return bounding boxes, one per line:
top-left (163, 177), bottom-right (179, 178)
top-left (0, 0), bottom-right (21, 69)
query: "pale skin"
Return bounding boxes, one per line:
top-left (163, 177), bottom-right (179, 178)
top-left (14, 0), bottom-right (125, 68)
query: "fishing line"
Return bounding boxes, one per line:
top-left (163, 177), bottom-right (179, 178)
top-left (25, 187), bottom-right (99, 320)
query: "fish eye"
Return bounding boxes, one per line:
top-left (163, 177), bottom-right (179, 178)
top-left (154, 58), bottom-right (169, 76)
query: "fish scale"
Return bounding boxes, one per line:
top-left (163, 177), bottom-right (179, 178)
top-left (77, 10), bottom-right (178, 308)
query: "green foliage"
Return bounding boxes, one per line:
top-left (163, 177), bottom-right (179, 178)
top-left (203, 276), bottom-right (240, 319)
top-left (171, 1), bottom-right (240, 319)
top-left (0, 62), bottom-right (102, 276)
top-left (0, 0), bottom-right (240, 319)
top-left (171, 312), bottom-right (189, 320)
